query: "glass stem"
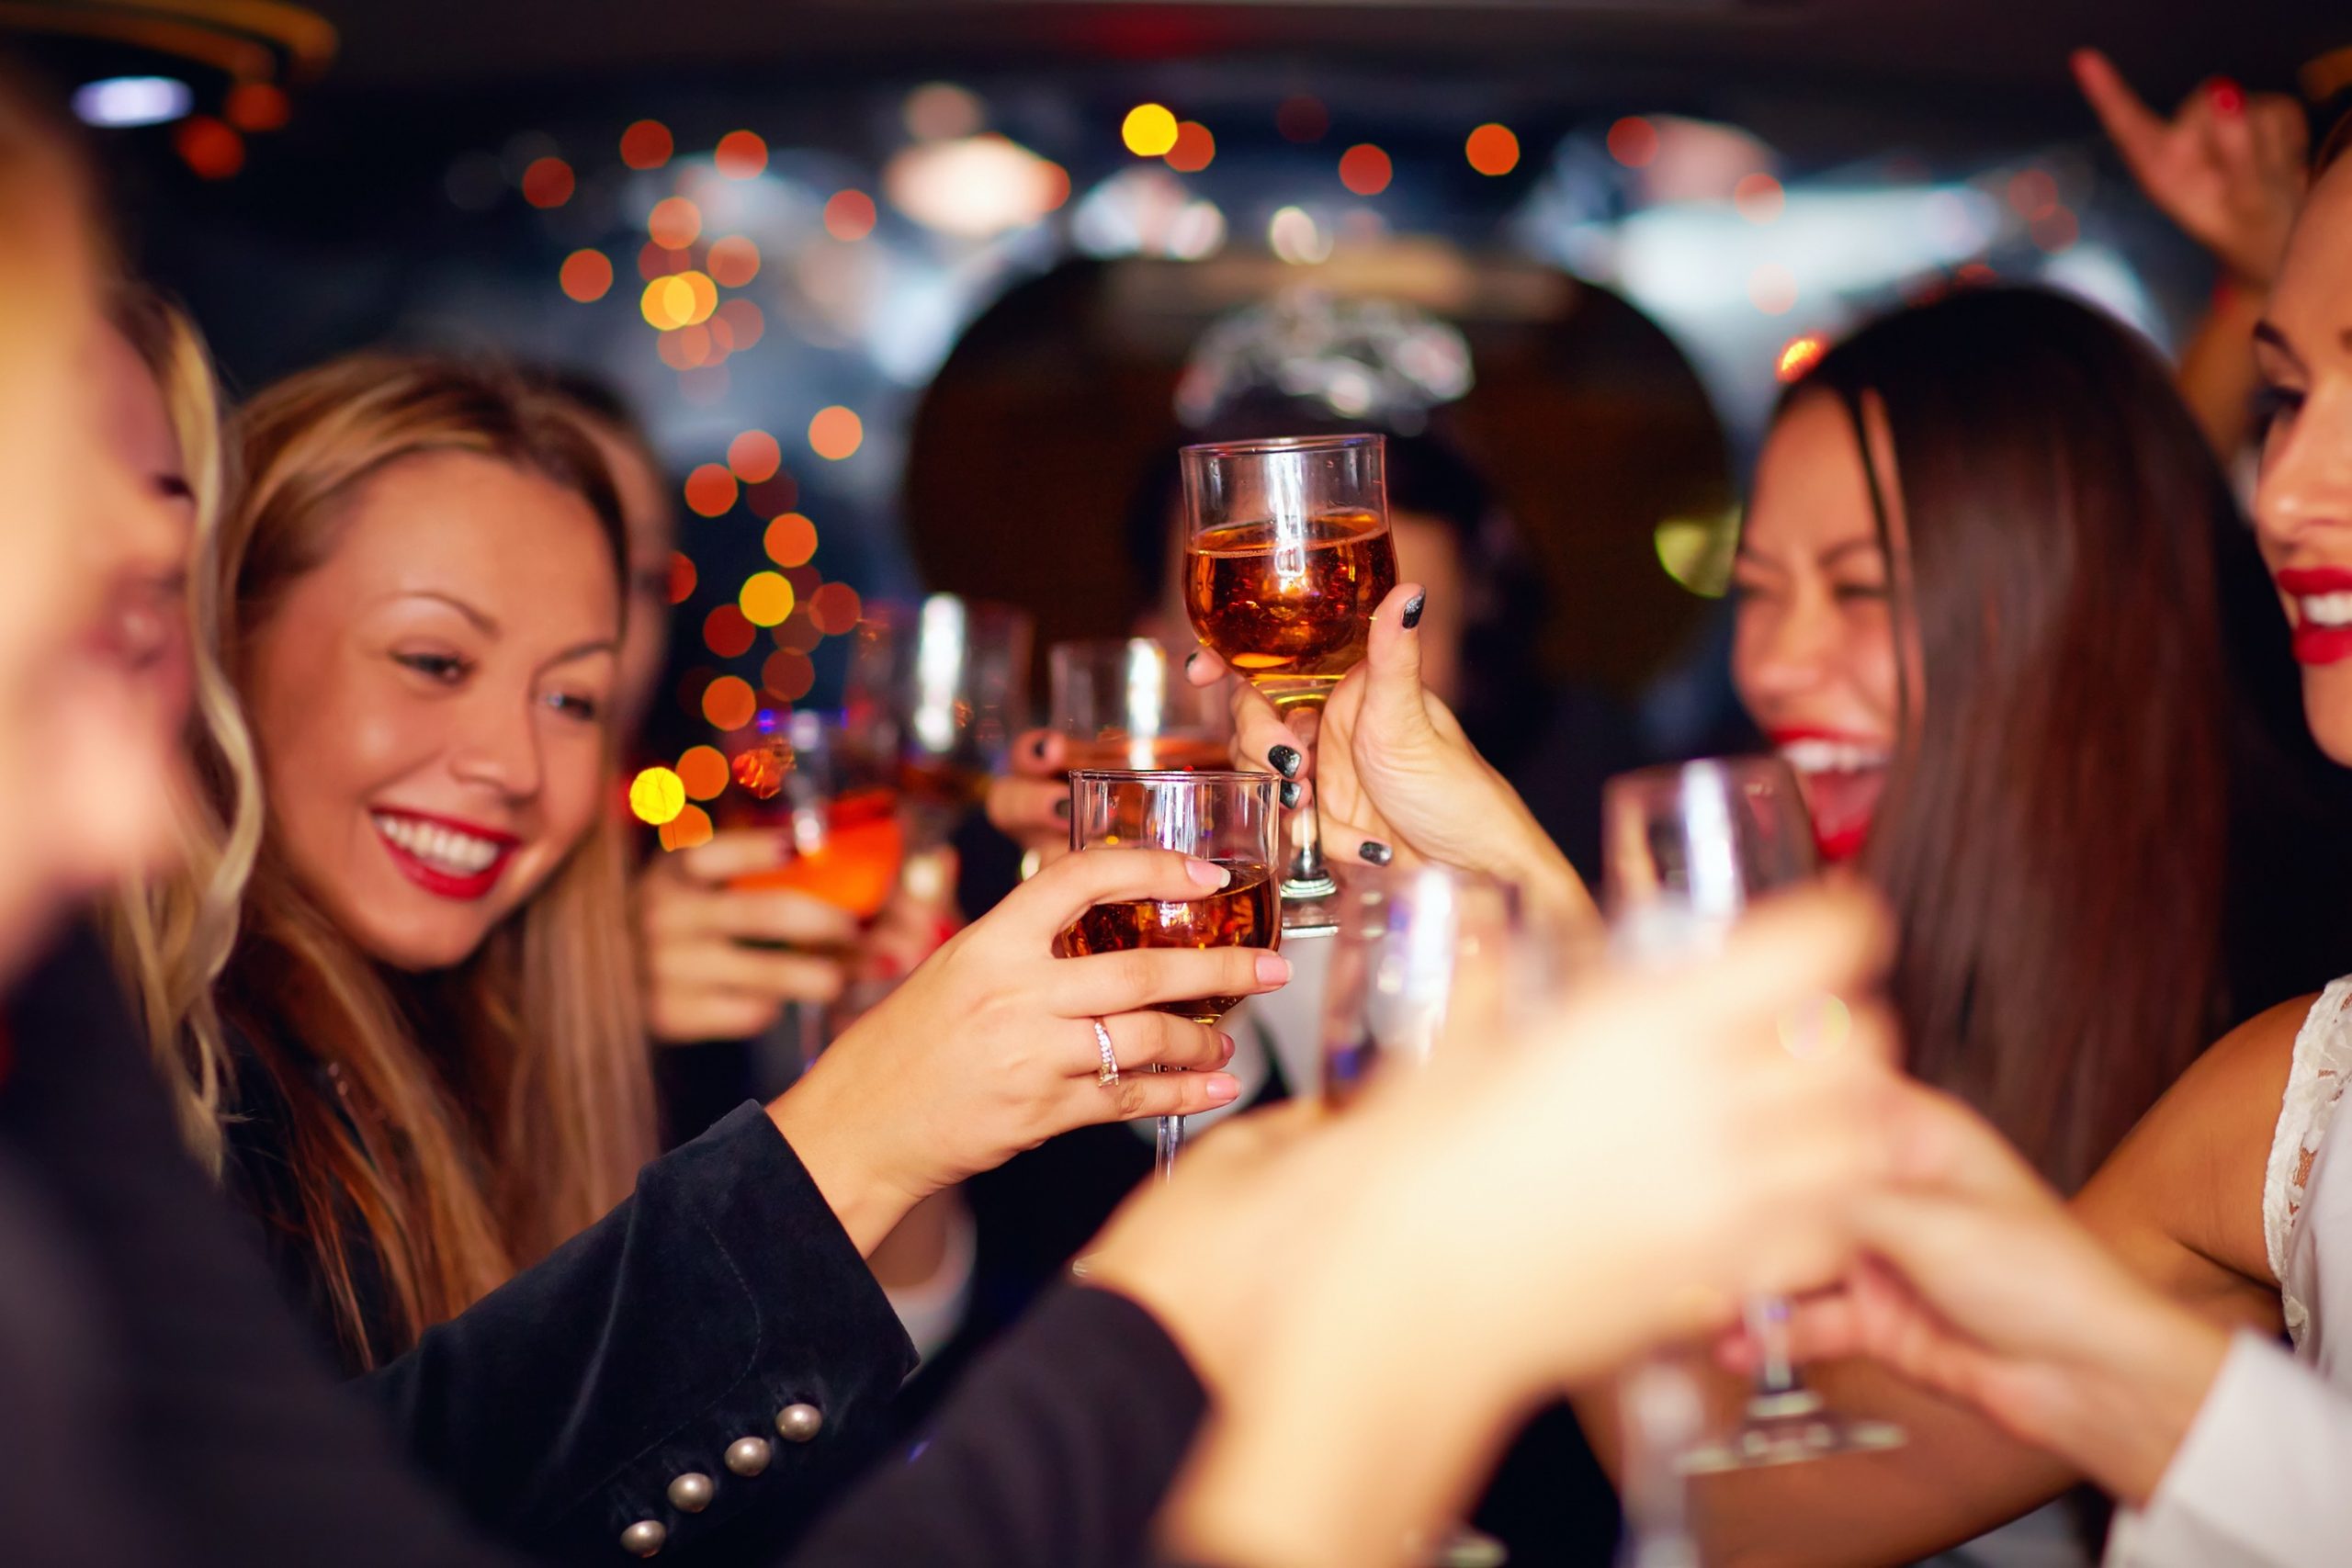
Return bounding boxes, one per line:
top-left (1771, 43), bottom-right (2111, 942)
top-left (1156, 1111), bottom-right (1183, 1181)
top-left (1746, 1293), bottom-right (1801, 1399)
top-left (1284, 704), bottom-right (1330, 891)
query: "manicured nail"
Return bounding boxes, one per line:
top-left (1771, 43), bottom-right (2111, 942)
top-left (2211, 77), bottom-right (2245, 116)
top-left (1204, 1075), bottom-right (1240, 1105)
top-left (1052, 796), bottom-right (1069, 820)
top-left (1029, 733), bottom-right (1051, 761)
top-left (1218, 1032), bottom-right (1237, 1063)
top-left (1400, 592), bottom-right (1426, 630)
top-left (1359, 840), bottom-right (1393, 866)
top-left (1268, 744), bottom-right (1302, 778)
top-left (1183, 649), bottom-right (1201, 674)
top-left (1186, 858), bottom-right (1232, 889)
top-left (1280, 780), bottom-right (1302, 810)
top-left (1255, 953), bottom-right (1292, 985)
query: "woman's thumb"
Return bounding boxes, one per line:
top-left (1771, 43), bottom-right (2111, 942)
top-left (1361, 583), bottom-right (1436, 742)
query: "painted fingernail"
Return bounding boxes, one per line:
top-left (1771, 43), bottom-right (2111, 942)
top-left (1186, 858), bottom-right (1232, 889)
top-left (1184, 649), bottom-right (1201, 674)
top-left (1359, 840), bottom-right (1393, 866)
top-left (1255, 953), bottom-right (1292, 985)
top-left (1029, 733), bottom-right (1050, 761)
top-left (1400, 592), bottom-right (1426, 630)
top-left (1204, 1075), bottom-right (1240, 1105)
top-left (1280, 780), bottom-right (1302, 810)
top-left (2211, 77), bottom-right (2245, 116)
top-left (1053, 796), bottom-right (1070, 820)
top-left (1268, 744), bottom-right (1302, 778)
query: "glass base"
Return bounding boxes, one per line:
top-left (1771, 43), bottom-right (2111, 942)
top-left (1278, 871), bottom-right (1341, 936)
top-left (1408, 1526), bottom-right (1507, 1568)
top-left (1677, 1391), bottom-right (1905, 1472)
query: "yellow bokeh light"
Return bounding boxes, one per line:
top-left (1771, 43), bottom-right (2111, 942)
top-left (1122, 103), bottom-right (1180, 157)
top-left (677, 268), bottom-right (718, 325)
top-left (1775, 333), bottom-right (1826, 382)
top-left (739, 570), bottom-right (797, 627)
top-left (629, 765), bottom-right (686, 825)
top-left (639, 274), bottom-right (695, 330)
top-left (808, 406), bottom-right (864, 461)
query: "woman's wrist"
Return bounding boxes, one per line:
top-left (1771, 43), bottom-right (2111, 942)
top-left (764, 1062), bottom-right (925, 1257)
top-left (2031, 1287), bottom-right (2231, 1506)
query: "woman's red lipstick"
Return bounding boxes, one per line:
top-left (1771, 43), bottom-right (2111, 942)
top-left (2278, 567), bottom-right (2352, 666)
top-left (370, 807), bottom-right (519, 901)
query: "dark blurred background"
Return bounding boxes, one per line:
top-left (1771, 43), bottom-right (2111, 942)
top-left (17, 0), bottom-right (2351, 762)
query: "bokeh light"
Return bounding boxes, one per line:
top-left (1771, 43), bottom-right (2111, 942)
top-left (522, 156), bottom-right (574, 208)
top-left (1775, 333), bottom-right (1826, 382)
top-left (762, 649), bottom-right (816, 702)
top-left (628, 766), bottom-right (686, 825)
top-left (1122, 104), bottom-right (1180, 157)
top-left (621, 119), bottom-right (673, 170)
top-left (1747, 263), bottom-right (1799, 314)
top-left (1338, 144), bottom-right (1392, 196)
top-left (1608, 116), bottom-right (1660, 168)
top-left (1734, 173), bottom-right (1786, 224)
top-left (2031, 209), bottom-right (2079, 252)
top-left (707, 235), bottom-right (761, 288)
top-left (715, 130), bottom-right (768, 178)
top-left (639, 242), bottom-right (689, 280)
top-left (702, 675), bottom-right (758, 730)
top-left (640, 274), bottom-right (697, 330)
top-left (740, 570), bottom-right (797, 627)
top-left (560, 249), bottom-right (613, 302)
top-left (658, 804), bottom-right (714, 852)
top-left (716, 298), bottom-right (765, 350)
top-left (905, 82), bottom-right (984, 141)
top-left (658, 324), bottom-right (710, 371)
top-left (728, 430), bottom-right (782, 482)
top-left (808, 407), bottom-right (864, 461)
top-left (2007, 168), bottom-right (2059, 220)
top-left (702, 604), bottom-right (756, 658)
top-left (1276, 95), bottom-right (1329, 143)
top-left (808, 581), bottom-right (864, 636)
top-left (175, 116), bottom-right (244, 179)
top-left (679, 269), bottom-right (718, 323)
top-left (1465, 123), bottom-right (1520, 176)
top-left (684, 462), bottom-right (739, 517)
top-left (1166, 121), bottom-right (1215, 174)
top-left (667, 551), bottom-right (697, 604)
top-left (824, 189), bottom-right (878, 242)
top-left (1268, 206), bottom-right (1331, 265)
top-left (225, 83), bottom-right (290, 132)
top-left (676, 745), bottom-right (729, 801)
top-left (764, 513), bottom-right (819, 567)
top-left (773, 612), bottom-right (822, 653)
top-left (649, 196), bottom-right (702, 249)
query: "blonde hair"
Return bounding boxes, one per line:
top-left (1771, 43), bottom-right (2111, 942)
top-left (99, 292), bottom-right (266, 1173)
top-left (210, 354), bottom-right (656, 1365)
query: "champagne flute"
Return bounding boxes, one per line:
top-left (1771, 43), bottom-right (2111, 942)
top-left (1049, 637), bottom-right (1233, 772)
top-left (1601, 757), bottom-right (1903, 1471)
top-left (1180, 434), bottom-right (1397, 936)
top-left (1058, 770), bottom-right (1280, 1179)
top-left (846, 593), bottom-right (1033, 850)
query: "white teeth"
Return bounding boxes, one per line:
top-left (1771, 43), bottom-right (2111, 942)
top-left (372, 813), bottom-right (503, 876)
top-left (2302, 592), bottom-right (2352, 628)
top-left (1779, 739), bottom-right (1890, 775)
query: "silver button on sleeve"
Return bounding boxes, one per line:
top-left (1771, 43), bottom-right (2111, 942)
top-left (775, 1402), bottom-right (823, 1443)
top-left (620, 1519), bottom-right (667, 1558)
top-left (666, 1472), bottom-right (714, 1512)
top-left (724, 1437), bottom-right (773, 1477)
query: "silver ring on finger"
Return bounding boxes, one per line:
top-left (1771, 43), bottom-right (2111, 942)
top-left (1092, 1018), bottom-right (1120, 1087)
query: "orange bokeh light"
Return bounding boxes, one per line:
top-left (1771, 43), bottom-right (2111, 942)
top-left (639, 242), bottom-right (688, 280)
top-left (2008, 168), bottom-right (2059, 220)
top-left (728, 430), bottom-right (782, 482)
top-left (1775, 333), bottom-right (1826, 382)
top-left (2031, 209), bottom-right (2079, 252)
top-left (808, 581), bottom-right (864, 636)
top-left (621, 119), bottom-right (673, 170)
top-left (702, 676), bottom-right (758, 731)
top-left (649, 196), bottom-right (702, 250)
top-left (560, 249), bottom-right (613, 303)
top-left (707, 234), bottom-right (761, 287)
top-left (1465, 123), bottom-right (1520, 176)
top-left (808, 407), bottom-right (864, 461)
top-left (1165, 121), bottom-right (1216, 174)
top-left (1608, 116), bottom-right (1660, 168)
top-left (772, 612), bottom-right (822, 653)
top-left (824, 189), bottom-right (877, 242)
top-left (703, 604), bottom-right (756, 659)
top-left (175, 116), bottom-right (244, 179)
top-left (762, 649), bottom-right (816, 702)
top-left (676, 744), bottom-right (730, 801)
top-left (764, 513), bottom-right (819, 568)
top-left (1338, 144), bottom-right (1392, 197)
top-left (684, 462), bottom-right (740, 517)
top-left (1734, 173), bottom-right (1786, 224)
top-left (522, 156), bottom-right (574, 209)
top-left (659, 804), bottom-right (715, 852)
top-left (667, 551), bottom-right (697, 604)
top-left (715, 130), bottom-right (769, 178)
top-left (225, 83), bottom-right (290, 132)
top-left (716, 298), bottom-right (764, 350)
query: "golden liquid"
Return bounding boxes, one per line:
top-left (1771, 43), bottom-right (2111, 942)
top-left (1059, 862), bottom-right (1278, 1023)
top-left (1059, 734), bottom-right (1234, 772)
top-left (1184, 510), bottom-right (1397, 710)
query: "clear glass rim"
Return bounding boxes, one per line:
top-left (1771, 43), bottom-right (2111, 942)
top-left (1605, 753), bottom-right (1800, 794)
top-left (1069, 767), bottom-right (1269, 787)
top-left (1179, 432), bottom-right (1383, 458)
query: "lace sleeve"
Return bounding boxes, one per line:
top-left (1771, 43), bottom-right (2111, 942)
top-left (2263, 980), bottom-right (2352, 1346)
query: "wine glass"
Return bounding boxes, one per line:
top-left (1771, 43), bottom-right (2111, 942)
top-left (1049, 637), bottom-right (1233, 773)
top-left (1180, 434), bottom-right (1397, 936)
top-left (1600, 756), bottom-right (1904, 1471)
top-left (721, 708), bottom-right (906, 1065)
top-left (846, 593), bottom-right (1033, 850)
top-left (1058, 769), bottom-right (1280, 1179)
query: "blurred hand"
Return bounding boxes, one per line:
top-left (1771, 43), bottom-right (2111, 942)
top-left (767, 846), bottom-right (1285, 1253)
top-left (2073, 48), bottom-right (2308, 288)
top-left (635, 829), bottom-right (859, 1043)
top-left (1727, 1085), bottom-right (2230, 1506)
top-left (984, 728), bottom-right (1072, 868)
top-left (1190, 582), bottom-right (1592, 921)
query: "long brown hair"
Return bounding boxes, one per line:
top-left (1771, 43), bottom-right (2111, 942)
top-left (218, 355), bottom-right (657, 1365)
top-left (1784, 288), bottom-right (2230, 1191)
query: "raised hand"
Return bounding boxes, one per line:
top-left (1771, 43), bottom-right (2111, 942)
top-left (634, 829), bottom-right (859, 1043)
top-left (2073, 48), bottom-right (2308, 288)
top-left (983, 728), bottom-right (1073, 869)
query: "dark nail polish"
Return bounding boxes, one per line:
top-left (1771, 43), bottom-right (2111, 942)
top-left (1400, 592), bottom-right (1426, 630)
top-left (1280, 780), bottom-right (1302, 810)
top-left (1052, 796), bottom-right (1070, 820)
top-left (1359, 840), bottom-right (1393, 866)
top-left (1183, 649), bottom-right (1200, 674)
top-left (1268, 744), bottom-right (1302, 778)
top-left (1029, 734), bottom-right (1051, 762)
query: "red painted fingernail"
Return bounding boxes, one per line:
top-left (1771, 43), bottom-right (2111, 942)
top-left (2211, 78), bottom-right (2245, 116)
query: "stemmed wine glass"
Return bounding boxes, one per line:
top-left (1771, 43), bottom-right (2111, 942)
top-left (1180, 434), bottom-right (1398, 936)
top-left (1058, 770), bottom-right (1280, 1179)
top-left (846, 593), bottom-right (1033, 850)
top-left (1049, 637), bottom-right (1233, 773)
top-left (1600, 756), bottom-right (1904, 1472)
